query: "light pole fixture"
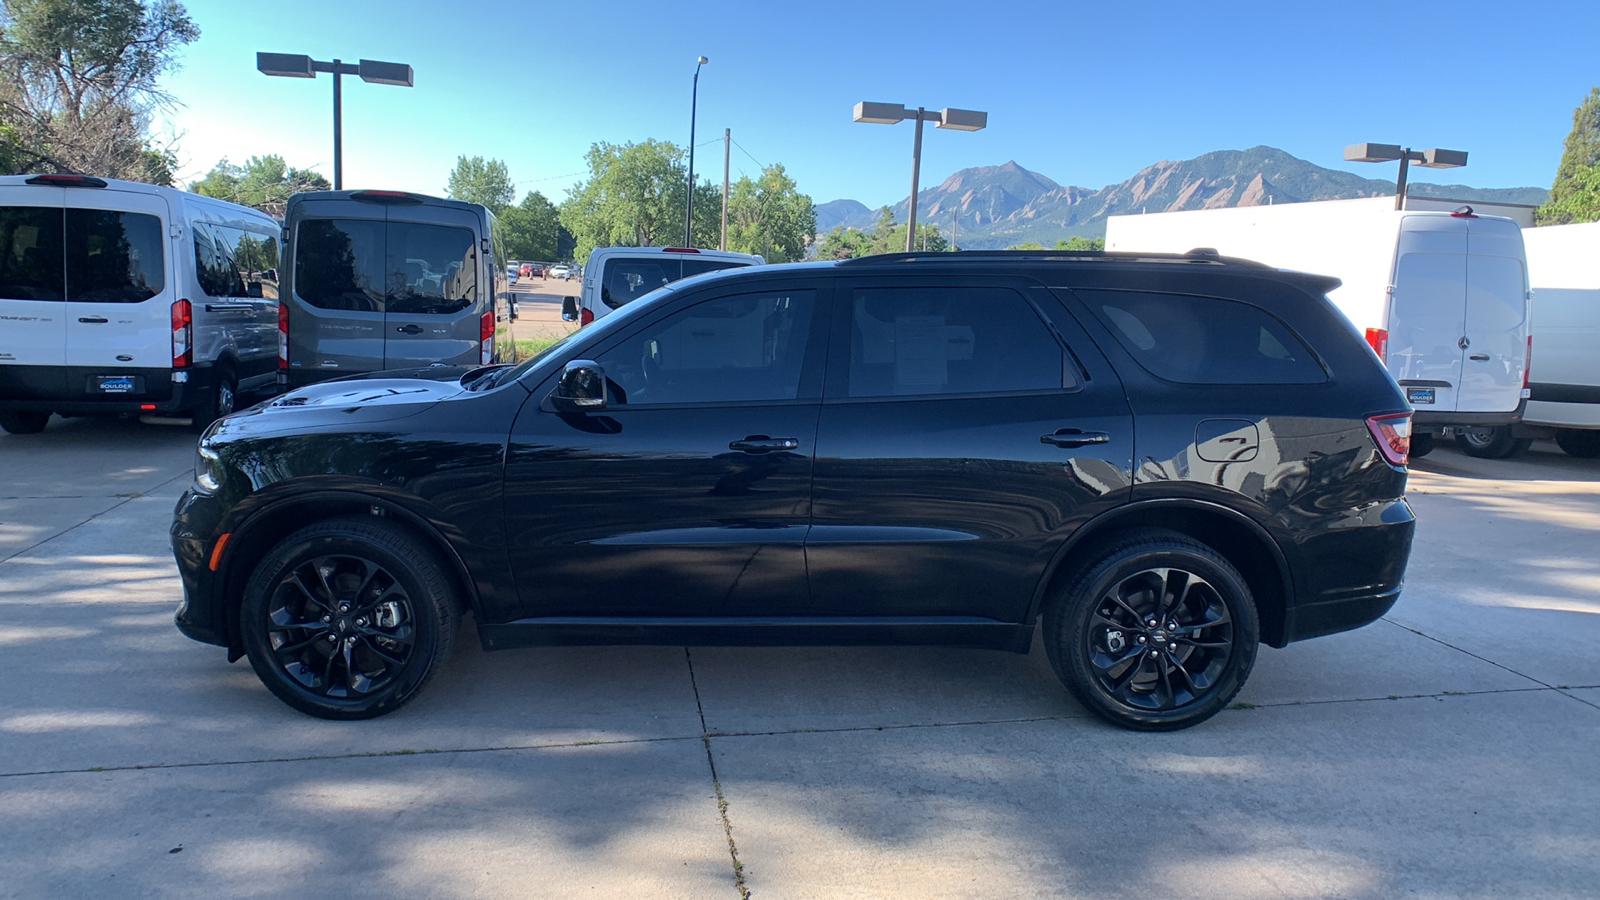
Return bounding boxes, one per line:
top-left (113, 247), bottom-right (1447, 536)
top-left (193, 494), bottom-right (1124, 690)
top-left (684, 56), bottom-right (709, 247)
top-left (854, 102), bottom-right (987, 252)
top-left (256, 52), bottom-right (414, 191)
top-left (1345, 142), bottom-right (1467, 211)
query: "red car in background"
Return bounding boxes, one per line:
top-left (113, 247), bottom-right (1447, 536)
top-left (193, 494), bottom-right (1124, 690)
top-left (519, 263), bottom-right (544, 279)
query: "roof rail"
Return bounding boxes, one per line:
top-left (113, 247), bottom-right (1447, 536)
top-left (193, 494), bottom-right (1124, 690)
top-left (834, 249), bottom-right (1267, 267)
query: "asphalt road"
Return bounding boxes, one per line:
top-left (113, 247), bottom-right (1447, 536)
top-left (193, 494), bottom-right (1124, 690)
top-left (0, 421), bottom-right (1596, 899)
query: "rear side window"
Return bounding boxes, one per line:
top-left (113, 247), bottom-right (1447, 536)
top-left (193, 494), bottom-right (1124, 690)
top-left (0, 207), bottom-right (164, 303)
top-left (1078, 289), bottom-right (1325, 384)
top-left (194, 222), bottom-right (279, 300)
top-left (847, 286), bottom-right (1070, 398)
top-left (0, 206), bottom-right (65, 301)
top-left (600, 257), bottom-right (752, 309)
top-left (294, 218), bottom-right (475, 314)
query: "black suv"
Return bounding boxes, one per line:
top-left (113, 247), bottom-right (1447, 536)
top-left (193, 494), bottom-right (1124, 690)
top-left (172, 251), bottom-right (1416, 730)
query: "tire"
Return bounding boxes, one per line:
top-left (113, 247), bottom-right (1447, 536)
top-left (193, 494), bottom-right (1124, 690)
top-left (1043, 529), bottom-right (1259, 731)
top-left (1409, 432), bottom-right (1435, 458)
top-left (0, 411), bottom-right (50, 435)
top-left (240, 516), bottom-right (459, 719)
top-left (1555, 429), bottom-right (1600, 459)
top-left (191, 363), bottom-right (238, 433)
top-left (1455, 425), bottom-right (1530, 459)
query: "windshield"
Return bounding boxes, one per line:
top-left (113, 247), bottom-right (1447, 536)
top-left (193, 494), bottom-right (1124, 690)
top-left (295, 218), bottom-right (476, 314)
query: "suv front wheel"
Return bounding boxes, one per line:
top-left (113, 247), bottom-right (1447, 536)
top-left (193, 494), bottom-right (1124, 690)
top-left (241, 517), bottom-right (458, 719)
top-left (1045, 530), bottom-right (1259, 731)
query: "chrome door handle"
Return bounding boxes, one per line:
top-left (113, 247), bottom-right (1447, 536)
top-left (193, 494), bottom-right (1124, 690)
top-left (729, 436), bottom-right (800, 453)
top-left (1468, 353), bottom-right (1490, 361)
top-left (1042, 429), bottom-right (1111, 448)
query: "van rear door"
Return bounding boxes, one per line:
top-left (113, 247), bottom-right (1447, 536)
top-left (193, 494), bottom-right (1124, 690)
top-left (63, 187), bottom-right (172, 375)
top-left (383, 209), bottom-right (483, 369)
top-left (1389, 215), bottom-right (1470, 412)
top-left (1456, 220), bottom-right (1529, 416)
top-left (289, 200), bottom-right (386, 378)
top-left (0, 187), bottom-right (68, 375)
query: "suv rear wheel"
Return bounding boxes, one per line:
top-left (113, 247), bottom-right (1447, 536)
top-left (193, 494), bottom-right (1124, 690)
top-left (1044, 530), bottom-right (1259, 731)
top-left (0, 411), bottom-right (50, 435)
top-left (241, 517), bottom-right (458, 719)
top-left (1555, 429), bottom-right (1600, 459)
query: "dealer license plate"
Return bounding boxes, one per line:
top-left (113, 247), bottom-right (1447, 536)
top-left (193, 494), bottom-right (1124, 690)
top-left (1406, 388), bottom-right (1436, 405)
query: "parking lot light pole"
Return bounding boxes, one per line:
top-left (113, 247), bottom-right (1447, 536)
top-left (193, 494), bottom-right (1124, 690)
top-left (854, 102), bottom-right (987, 252)
top-left (256, 52), bottom-right (414, 191)
top-left (1345, 142), bottom-right (1468, 210)
top-left (685, 56), bottom-right (709, 247)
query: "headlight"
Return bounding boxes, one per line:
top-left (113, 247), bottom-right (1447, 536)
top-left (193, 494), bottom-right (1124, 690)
top-left (194, 443), bottom-right (224, 494)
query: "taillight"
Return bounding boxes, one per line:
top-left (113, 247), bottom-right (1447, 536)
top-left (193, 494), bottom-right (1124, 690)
top-left (171, 299), bottom-right (192, 368)
top-left (1366, 412), bottom-right (1412, 467)
top-left (580, 306), bottom-right (594, 327)
top-left (480, 311), bottom-right (495, 365)
top-left (277, 303), bottom-right (289, 370)
top-left (1523, 335), bottom-right (1532, 389)
top-left (1365, 327), bottom-right (1388, 361)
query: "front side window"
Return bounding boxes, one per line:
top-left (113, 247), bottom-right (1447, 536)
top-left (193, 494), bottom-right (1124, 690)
top-left (0, 206), bottom-right (65, 301)
top-left (847, 286), bottom-right (1068, 398)
top-left (597, 290), bottom-right (816, 405)
top-left (65, 209), bottom-right (164, 303)
top-left (1079, 289), bottom-right (1326, 385)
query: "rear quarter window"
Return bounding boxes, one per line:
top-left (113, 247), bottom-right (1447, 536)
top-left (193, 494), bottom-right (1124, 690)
top-left (1076, 289), bottom-right (1326, 385)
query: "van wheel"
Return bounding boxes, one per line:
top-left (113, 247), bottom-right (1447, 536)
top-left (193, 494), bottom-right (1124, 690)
top-left (1555, 429), bottom-right (1600, 459)
top-left (1043, 530), bottom-right (1259, 731)
top-left (0, 411), bottom-right (50, 435)
top-left (192, 363), bottom-right (237, 433)
top-left (1409, 432), bottom-right (1435, 458)
top-left (1456, 426), bottom-right (1530, 459)
top-left (240, 517), bottom-right (458, 719)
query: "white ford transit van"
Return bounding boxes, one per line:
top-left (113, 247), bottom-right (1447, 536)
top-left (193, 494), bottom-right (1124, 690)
top-left (0, 174), bottom-right (284, 434)
top-left (1107, 197), bottom-right (1531, 457)
top-left (572, 246), bottom-right (763, 326)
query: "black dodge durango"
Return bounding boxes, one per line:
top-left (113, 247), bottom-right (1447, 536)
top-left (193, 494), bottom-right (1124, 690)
top-left (172, 250), bottom-right (1417, 730)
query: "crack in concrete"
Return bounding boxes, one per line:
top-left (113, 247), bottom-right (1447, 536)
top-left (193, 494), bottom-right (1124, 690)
top-left (1379, 617), bottom-right (1600, 711)
top-left (0, 471), bottom-right (191, 565)
top-left (686, 648), bottom-right (750, 900)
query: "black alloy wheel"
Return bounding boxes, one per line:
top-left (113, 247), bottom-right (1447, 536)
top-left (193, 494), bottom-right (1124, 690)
top-left (0, 411), bottom-right (50, 435)
top-left (1455, 425), bottom-right (1530, 460)
top-left (241, 517), bottom-right (457, 719)
top-left (1045, 530), bottom-right (1259, 731)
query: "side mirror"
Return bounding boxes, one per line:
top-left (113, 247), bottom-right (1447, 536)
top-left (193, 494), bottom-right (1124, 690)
top-left (553, 359), bottom-right (608, 409)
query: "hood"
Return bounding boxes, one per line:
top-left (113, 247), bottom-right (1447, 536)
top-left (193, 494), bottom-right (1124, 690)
top-left (216, 368), bottom-right (477, 436)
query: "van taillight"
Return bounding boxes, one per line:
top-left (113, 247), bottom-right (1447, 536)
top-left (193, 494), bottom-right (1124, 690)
top-left (580, 306), bottom-right (594, 327)
top-left (480, 311), bottom-right (494, 365)
top-left (1523, 335), bottom-right (1532, 389)
top-left (1365, 327), bottom-right (1388, 361)
top-left (1366, 412), bottom-right (1412, 467)
top-left (171, 299), bottom-right (192, 368)
top-left (278, 303), bottom-right (289, 370)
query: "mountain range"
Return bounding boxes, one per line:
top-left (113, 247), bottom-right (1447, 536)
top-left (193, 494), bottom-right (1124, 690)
top-left (815, 146), bottom-right (1551, 250)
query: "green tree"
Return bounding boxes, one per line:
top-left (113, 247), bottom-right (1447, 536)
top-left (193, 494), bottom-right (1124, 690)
top-left (446, 156), bottom-right (514, 212)
top-left (559, 139), bottom-right (720, 262)
top-left (814, 226), bottom-right (873, 260)
top-left (190, 154), bottom-right (329, 217)
top-left (1009, 241), bottom-right (1046, 250)
top-left (1538, 87), bottom-right (1600, 226)
top-left (1055, 237), bottom-right (1104, 251)
top-left (0, 0), bottom-right (197, 181)
top-left (724, 163), bottom-right (817, 263)
top-left (499, 190), bottom-right (561, 261)
top-left (813, 207), bottom-right (945, 259)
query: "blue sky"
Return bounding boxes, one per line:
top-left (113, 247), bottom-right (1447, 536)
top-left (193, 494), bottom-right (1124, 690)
top-left (158, 0), bottom-right (1600, 209)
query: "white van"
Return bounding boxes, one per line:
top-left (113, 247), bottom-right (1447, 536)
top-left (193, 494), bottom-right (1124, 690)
top-left (0, 174), bottom-right (283, 434)
top-left (572, 246), bottom-right (763, 325)
top-left (1106, 197), bottom-right (1531, 457)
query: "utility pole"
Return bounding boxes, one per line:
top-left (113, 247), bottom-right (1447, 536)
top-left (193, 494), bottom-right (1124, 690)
top-left (721, 129), bottom-right (730, 251)
top-left (951, 211), bottom-right (958, 251)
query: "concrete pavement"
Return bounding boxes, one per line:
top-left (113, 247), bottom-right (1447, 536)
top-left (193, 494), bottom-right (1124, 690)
top-left (1, 421), bottom-right (1596, 899)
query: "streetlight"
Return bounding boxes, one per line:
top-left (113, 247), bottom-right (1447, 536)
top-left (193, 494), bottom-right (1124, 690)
top-left (256, 52), bottom-right (414, 190)
top-left (684, 56), bottom-right (709, 247)
top-left (854, 102), bottom-right (987, 252)
top-left (1345, 142), bottom-right (1467, 211)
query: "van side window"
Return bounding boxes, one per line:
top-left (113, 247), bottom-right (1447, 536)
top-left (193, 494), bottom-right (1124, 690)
top-left (0, 206), bottom-right (66, 302)
top-left (846, 286), bottom-right (1070, 398)
top-left (65, 209), bottom-right (165, 304)
top-left (1078, 289), bottom-right (1326, 384)
top-left (196, 222), bottom-right (280, 300)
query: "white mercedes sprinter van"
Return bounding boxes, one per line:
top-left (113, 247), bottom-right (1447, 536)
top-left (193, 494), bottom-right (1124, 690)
top-left (572, 246), bottom-right (763, 326)
top-left (1106, 197), bottom-right (1531, 457)
top-left (0, 174), bottom-right (283, 434)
